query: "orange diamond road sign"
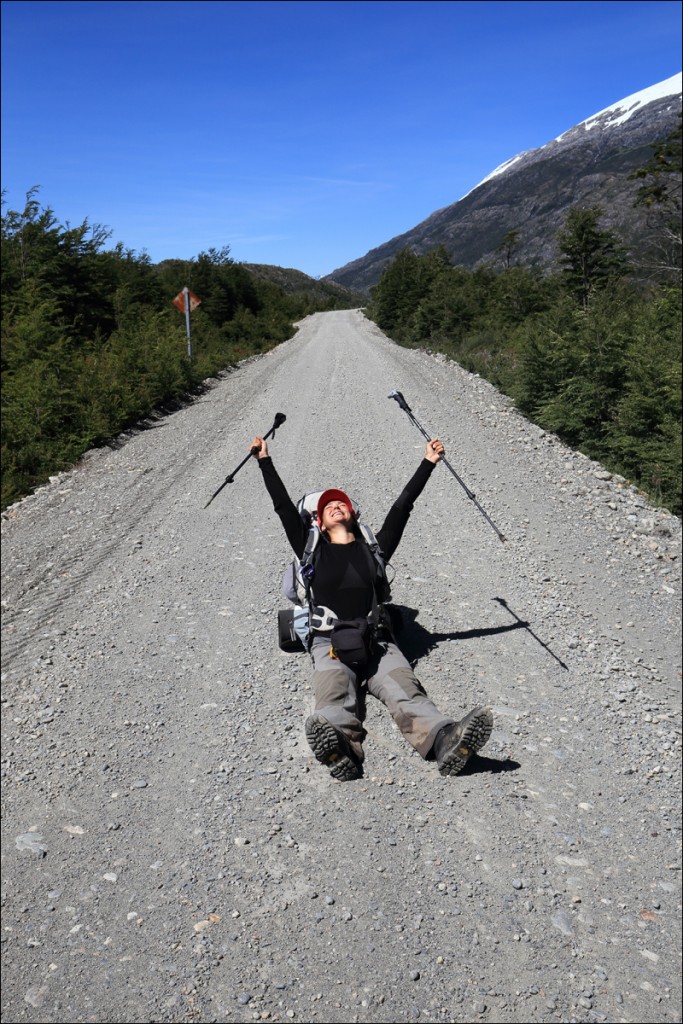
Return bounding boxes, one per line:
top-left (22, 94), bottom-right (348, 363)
top-left (172, 288), bottom-right (201, 313)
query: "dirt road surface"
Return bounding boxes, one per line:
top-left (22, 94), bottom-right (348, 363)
top-left (2, 310), bottom-right (681, 1024)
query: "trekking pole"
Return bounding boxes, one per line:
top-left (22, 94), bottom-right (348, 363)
top-left (203, 412), bottom-right (286, 508)
top-left (388, 390), bottom-right (506, 543)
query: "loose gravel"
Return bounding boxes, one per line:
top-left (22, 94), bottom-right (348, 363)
top-left (1, 309), bottom-right (681, 1024)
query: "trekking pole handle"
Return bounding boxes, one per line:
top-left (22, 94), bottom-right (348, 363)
top-left (248, 411), bottom-right (286, 456)
top-left (388, 389), bottom-right (412, 413)
top-left (204, 412), bottom-right (286, 508)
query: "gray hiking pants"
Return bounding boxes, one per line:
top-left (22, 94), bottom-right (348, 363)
top-left (309, 636), bottom-right (455, 763)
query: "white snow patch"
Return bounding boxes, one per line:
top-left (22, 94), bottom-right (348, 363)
top-left (459, 73), bottom-right (681, 202)
top-left (556, 72), bottom-right (682, 140)
top-left (476, 152), bottom-right (528, 189)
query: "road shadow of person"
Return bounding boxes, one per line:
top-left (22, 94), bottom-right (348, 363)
top-left (389, 600), bottom-right (569, 672)
top-left (389, 604), bottom-right (525, 667)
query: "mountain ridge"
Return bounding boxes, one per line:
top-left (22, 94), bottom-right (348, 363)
top-left (325, 74), bottom-right (682, 293)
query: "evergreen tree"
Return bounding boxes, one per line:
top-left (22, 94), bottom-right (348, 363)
top-left (631, 112), bottom-right (682, 211)
top-left (630, 113), bottom-right (682, 282)
top-left (513, 294), bottom-right (582, 421)
top-left (556, 207), bottom-right (627, 308)
top-left (609, 287), bottom-right (682, 511)
top-left (495, 229), bottom-right (521, 270)
top-left (370, 249), bottom-right (424, 335)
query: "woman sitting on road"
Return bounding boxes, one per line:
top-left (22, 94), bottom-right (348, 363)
top-left (250, 433), bottom-right (493, 781)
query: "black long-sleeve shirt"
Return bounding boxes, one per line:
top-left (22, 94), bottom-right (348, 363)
top-left (259, 457), bottom-right (436, 620)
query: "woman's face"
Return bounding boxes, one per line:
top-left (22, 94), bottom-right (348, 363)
top-left (320, 499), bottom-right (352, 531)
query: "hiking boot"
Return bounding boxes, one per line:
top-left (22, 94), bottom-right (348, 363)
top-left (305, 713), bottom-right (363, 781)
top-left (433, 706), bottom-right (493, 777)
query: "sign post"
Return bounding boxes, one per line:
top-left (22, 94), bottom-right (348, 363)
top-left (172, 287), bottom-right (201, 358)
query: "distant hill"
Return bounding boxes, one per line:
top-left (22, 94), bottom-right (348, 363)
top-left (325, 74), bottom-right (682, 293)
top-left (240, 263), bottom-right (364, 305)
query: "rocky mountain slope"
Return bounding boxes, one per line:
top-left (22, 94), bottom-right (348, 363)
top-left (326, 74), bottom-right (682, 293)
top-left (1, 311), bottom-right (681, 1024)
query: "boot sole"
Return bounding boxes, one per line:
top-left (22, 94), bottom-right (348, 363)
top-left (438, 707), bottom-right (493, 777)
top-left (305, 714), bottom-right (363, 781)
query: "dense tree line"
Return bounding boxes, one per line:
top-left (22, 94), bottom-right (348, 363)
top-left (1, 189), bottom-right (356, 509)
top-left (367, 201), bottom-right (681, 515)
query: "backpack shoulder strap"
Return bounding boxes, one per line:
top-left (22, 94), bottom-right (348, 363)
top-left (300, 523), bottom-right (321, 574)
top-left (356, 523), bottom-right (391, 607)
top-left (294, 523), bottom-right (321, 604)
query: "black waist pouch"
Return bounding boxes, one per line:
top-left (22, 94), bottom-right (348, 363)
top-left (330, 618), bottom-right (371, 671)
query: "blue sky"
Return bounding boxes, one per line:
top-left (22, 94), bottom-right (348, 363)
top-left (2, 0), bottom-right (681, 277)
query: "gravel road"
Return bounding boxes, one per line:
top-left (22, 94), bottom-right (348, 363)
top-left (1, 309), bottom-right (681, 1024)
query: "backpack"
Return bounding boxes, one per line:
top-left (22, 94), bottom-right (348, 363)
top-left (277, 490), bottom-right (392, 653)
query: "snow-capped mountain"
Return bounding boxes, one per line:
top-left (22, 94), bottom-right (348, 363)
top-left (326, 74), bottom-right (681, 293)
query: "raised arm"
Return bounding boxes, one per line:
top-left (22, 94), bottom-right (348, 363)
top-left (251, 436), bottom-right (307, 558)
top-left (376, 439), bottom-right (444, 560)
